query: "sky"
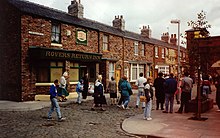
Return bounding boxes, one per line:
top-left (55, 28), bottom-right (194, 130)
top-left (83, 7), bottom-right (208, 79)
top-left (28, 0), bottom-right (220, 44)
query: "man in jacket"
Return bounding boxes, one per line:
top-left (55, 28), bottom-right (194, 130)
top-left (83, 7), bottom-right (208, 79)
top-left (163, 73), bottom-right (177, 113)
top-left (176, 72), bottom-right (193, 113)
top-left (135, 73), bottom-right (147, 108)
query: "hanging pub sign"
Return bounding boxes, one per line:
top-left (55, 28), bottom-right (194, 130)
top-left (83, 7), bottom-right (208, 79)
top-left (76, 29), bottom-right (87, 45)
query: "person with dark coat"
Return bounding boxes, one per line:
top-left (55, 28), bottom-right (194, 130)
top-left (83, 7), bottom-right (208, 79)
top-left (214, 74), bottom-right (220, 111)
top-left (153, 72), bottom-right (165, 110)
top-left (163, 73), bottom-right (177, 113)
top-left (82, 73), bottom-right (89, 99)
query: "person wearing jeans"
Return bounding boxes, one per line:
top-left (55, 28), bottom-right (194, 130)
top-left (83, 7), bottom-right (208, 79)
top-left (143, 77), bottom-right (153, 120)
top-left (135, 73), bottom-right (147, 108)
top-left (76, 79), bottom-right (84, 104)
top-left (120, 76), bottom-right (132, 109)
top-left (48, 79), bottom-right (65, 122)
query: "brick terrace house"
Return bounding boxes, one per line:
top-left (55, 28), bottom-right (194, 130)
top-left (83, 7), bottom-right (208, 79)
top-left (186, 29), bottom-right (220, 80)
top-left (0, 0), bottom-right (186, 101)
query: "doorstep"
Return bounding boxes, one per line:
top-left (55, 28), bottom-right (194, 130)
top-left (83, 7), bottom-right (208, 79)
top-left (35, 92), bottom-right (77, 101)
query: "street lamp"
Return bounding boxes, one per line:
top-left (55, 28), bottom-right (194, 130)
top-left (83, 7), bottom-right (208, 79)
top-left (171, 19), bottom-right (180, 82)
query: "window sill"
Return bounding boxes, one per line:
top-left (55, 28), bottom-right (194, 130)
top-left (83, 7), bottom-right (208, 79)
top-left (103, 50), bottom-right (110, 53)
top-left (36, 82), bottom-right (78, 86)
top-left (51, 43), bottom-right (62, 47)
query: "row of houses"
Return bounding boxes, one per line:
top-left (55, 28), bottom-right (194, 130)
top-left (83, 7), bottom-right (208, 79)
top-left (0, 0), bottom-right (187, 101)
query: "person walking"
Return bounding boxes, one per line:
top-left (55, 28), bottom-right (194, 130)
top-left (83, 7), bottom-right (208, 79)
top-left (153, 72), bottom-right (165, 110)
top-left (120, 76), bottom-right (132, 109)
top-left (135, 73), bottom-right (147, 108)
top-left (202, 74), bottom-right (212, 98)
top-left (107, 76), bottom-right (117, 105)
top-left (82, 73), bottom-right (89, 99)
top-left (176, 72), bottom-right (193, 113)
top-left (215, 74), bottom-right (220, 111)
top-left (117, 78), bottom-right (124, 108)
top-left (58, 72), bottom-right (69, 102)
top-left (76, 79), bottom-right (84, 104)
top-left (163, 73), bottom-right (177, 113)
top-left (91, 75), bottom-right (106, 111)
top-left (47, 79), bottom-right (66, 122)
top-left (143, 77), bottom-right (154, 120)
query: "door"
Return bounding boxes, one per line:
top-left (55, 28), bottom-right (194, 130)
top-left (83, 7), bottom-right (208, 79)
top-left (115, 69), bottom-right (121, 88)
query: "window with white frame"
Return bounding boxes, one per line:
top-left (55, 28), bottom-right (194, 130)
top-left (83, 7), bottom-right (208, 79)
top-left (103, 34), bottom-right (109, 51)
top-left (109, 62), bottom-right (115, 79)
top-left (134, 41), bottom-right (138, 55)
top-left (162, 48), bottom-right (165, 58)
top-left (131, 64), bottom-right (145, 81)
top-left (51, 23), bottom-right (61, 44)
top-left (141, 43), bottom-right (145, 56)
top-left (158, 66), bottom-right (169, 75)
top-left (155, 46), bottom-right (158, 58)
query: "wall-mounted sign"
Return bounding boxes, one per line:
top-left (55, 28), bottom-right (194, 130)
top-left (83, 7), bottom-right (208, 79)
top-left (76, 30), bottom-right (87, 45)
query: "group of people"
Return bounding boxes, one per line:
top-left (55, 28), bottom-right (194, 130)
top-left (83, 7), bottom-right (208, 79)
top-left (47, 70), bottom-right (220, 122)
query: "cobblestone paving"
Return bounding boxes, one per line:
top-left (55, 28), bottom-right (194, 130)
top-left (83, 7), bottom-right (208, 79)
top-left (0, 94), bottom-right (146, 138)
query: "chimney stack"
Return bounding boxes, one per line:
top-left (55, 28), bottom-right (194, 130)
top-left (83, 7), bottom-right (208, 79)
top-left (170, 34), bottom-right (177, 45)
top-left (161, 32), bottom-right (170, 43)
top-left (141, 25), bottom-right (151, 38)
top-left (68, 0), bottom-right (84, 18)
top-left (112, 15), bottom-right (125, 30)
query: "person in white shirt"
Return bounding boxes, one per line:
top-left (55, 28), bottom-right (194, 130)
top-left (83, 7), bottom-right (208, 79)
top-left (135, 73), bottom-right (147, 108)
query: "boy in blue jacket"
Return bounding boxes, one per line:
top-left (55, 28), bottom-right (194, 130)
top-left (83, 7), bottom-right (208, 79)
top-left (48, 79), bottom-right (66, 122)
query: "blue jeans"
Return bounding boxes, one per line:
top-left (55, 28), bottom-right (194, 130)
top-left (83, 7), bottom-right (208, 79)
top-left (136, 88), bottom-right (145, 107)
top-left (76, 91), bottom-right (82, 104)
top-left (144, 100), bottom-right (152, 118)
top-left (123, 96), bottom-right (130, 108)
top-left (165, 93), bottom-right (174, 113)
top-left (48, 98), bottom-right (62, 119)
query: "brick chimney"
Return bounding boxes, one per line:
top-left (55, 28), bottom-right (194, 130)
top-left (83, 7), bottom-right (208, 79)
top-left (161, 32), bottom-right (169, 43)
top-left (170, 34), bottom-right (177, 45)
top-left (112, 15), bottom-right (125, 31)
top-left (141, 25), bottom-right (151, 38)
top-left (68, 0), bottom-right (84, 18)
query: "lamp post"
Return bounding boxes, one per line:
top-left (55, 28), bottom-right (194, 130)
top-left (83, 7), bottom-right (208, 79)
top-left (171, 19), bottom-right (180, 82)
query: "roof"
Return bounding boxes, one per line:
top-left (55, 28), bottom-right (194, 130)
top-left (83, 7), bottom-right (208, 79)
top-left (7, 0), bottom-right (184, 49)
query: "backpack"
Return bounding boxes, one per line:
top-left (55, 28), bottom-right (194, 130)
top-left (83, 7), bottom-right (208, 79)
top-left (183, 80), bottom-right (191, 92)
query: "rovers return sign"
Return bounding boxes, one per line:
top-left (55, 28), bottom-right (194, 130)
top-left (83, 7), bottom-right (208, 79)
top-left (29, 46), bottom-right (102, 61)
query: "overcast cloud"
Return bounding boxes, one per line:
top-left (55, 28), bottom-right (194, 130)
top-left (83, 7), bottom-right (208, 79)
top-left (28, 0), bottom-right (220, 43)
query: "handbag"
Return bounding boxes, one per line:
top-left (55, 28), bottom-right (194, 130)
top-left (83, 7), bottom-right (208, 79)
top-left (140, 95), bottom-right (146, 102)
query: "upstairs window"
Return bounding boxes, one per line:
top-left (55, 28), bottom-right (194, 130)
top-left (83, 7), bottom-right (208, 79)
top-left (103, 34), bottom-right (109, 51)
top-left (141, 43), bottom-right (145, 56)
top-left (51, 23), bottom-right (61, 44)
top-left (134, 41), bottom-right (138, 55)
top-left (162, 48), bottom-right (165, 59)
top-left (155, 46), bottom-right (158, 58)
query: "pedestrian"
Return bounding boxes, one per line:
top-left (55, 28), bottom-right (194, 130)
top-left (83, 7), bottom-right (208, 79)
top-left (91, 75), bottom-right (107, 111)
top-left (76, 79), bottom-right (84, 104)
top-left (163, 73), bottom-right (177, 113)
top-left (135, 73), bottom-right (147, 109)
top-left (153, 72), bottom-right (165, 110)
top-left (214, 74), bottom-right (220, 111)
top-left (107, 76), bottom-right (117, 105)
top-left (176, 72), bottom-right (193, 113)
top-left (47, 79), bottom-right (66, 122)
top-left (143, 77), bottom-right (154, 120)
top-left (120, 76), bottom-right (132, 109)
top-left (117, 78), bottom-right (124, 108)
top-left (82, 73), bottom-right (89, 99)
top-left (202, 74), bottom-right (212, 98)
top-left (58, 72), bottom-right (69, 102)
top-left (175, 76), bottom-right (182, 104)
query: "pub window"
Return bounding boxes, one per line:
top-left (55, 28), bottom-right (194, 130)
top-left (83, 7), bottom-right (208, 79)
top-left (51, 23), bottom-right (61, 44)
top-left (69, 63), bottom-right (80, 82)
top-left (103, 34), bottom-right (109, 51)
top-left (36, 61), bottom-right (64, 83)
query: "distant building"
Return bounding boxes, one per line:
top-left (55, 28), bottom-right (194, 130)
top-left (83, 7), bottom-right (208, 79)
top-left (0, 0), bottom-right (186, 101)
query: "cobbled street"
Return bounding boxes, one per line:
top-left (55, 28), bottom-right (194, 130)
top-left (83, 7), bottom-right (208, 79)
top-left (0, 93), bottom-right (146, 138)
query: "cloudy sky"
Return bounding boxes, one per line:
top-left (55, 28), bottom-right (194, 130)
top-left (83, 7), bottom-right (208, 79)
top-left (28, 0), bottom-right (220, 42)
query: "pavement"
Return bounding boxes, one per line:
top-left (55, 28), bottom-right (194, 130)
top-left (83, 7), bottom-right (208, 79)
top-left (0, 85), bottom-right (220, 138)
